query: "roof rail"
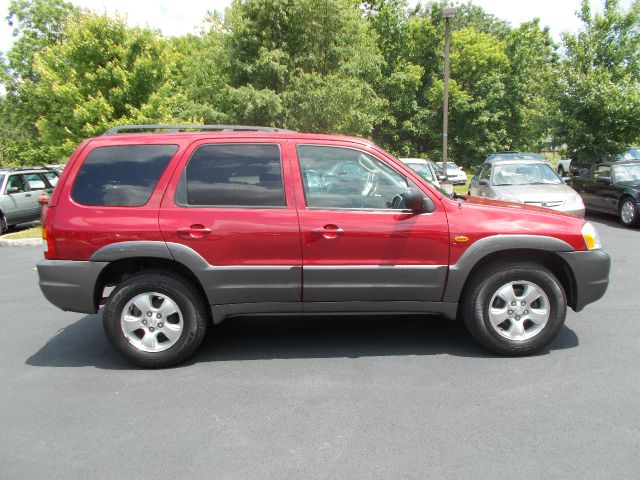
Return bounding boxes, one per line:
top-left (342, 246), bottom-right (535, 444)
top-left (103, 124), bottom-right (294, 135)
top-left (7, 166), bottom-right (53, 172)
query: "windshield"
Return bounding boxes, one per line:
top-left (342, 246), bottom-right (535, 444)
top-left (493, 163), bottom-right (562, 186)
top-left (490, 153), bottom-right (546, 161)
top-left (620, 147), bottom-right (640, 161)
top-left (613, 164), bottom-right (640, 183)
top-left (0, 175), bottom-right (4, 189)
top-left (406, 163), bottom-right (435, 181)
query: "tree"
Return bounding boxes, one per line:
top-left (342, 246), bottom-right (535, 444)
top-left (555, 0), bottom-right (640, 161)
top-left (31, 13), bottom-right (181, 160)
top-left (504, 19), bottom-right (558, 151)
top-left (0, 0), bottom-right (78, 165)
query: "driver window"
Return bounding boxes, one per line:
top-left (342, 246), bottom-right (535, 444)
top-left (297, 145), bottom-right (408, 209)
top-left (6, 175), bottom-right (28, 193)
top-left (594, 165), bottom-right (611, 180)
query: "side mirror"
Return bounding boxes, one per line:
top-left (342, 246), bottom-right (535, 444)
top-left (596, 176), bottom-right (611, 185)
top-left (401, 187), bottom-right (426, 212)
top-left (478, 179), bottom-right (490, 186)
top-left (6, 187), bottom-right (20, 194)
top-left (437, 174), bottom-right (447, 182)
top-left (563, 177), bottom-right (572, 185)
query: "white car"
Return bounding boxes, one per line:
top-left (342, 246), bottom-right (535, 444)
top-left (435, 161), bottom-right (467, 185)
top-left (399, 158), bottom-right (442, 187)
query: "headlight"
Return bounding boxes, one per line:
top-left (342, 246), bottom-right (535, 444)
top-left (581, 222), bottom-right (601, 250)
top-left (564, 195), bottom-right (584, 209)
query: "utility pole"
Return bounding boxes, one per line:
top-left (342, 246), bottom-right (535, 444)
top-left (442, 7), bottom-right (457, 193)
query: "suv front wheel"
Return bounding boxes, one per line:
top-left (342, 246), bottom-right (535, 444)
top-left (103, 271), bottom-right (208, 368)
top-left (462, 262), bottom-right (567, 356)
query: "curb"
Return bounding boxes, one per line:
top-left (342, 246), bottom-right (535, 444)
top-left (0, 238), bottom-right (43, 247)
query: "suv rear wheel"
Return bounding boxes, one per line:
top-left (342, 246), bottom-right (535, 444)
top-left (103, 271), bottom-right (208, 368)
top-left (0, 214), bottom-right (7, 235)
top-left (462, 262), bottom-right (567, 355)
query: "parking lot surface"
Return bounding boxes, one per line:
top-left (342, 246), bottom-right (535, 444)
top-left (1, 213), bottom-right (638, 480)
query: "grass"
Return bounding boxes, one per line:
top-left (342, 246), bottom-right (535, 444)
top-left (1, 226), bottom-right (42, 239)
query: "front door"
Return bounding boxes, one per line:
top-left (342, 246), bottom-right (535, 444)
top-left (3, 174), bottom-right (33, 224)
top-left (159, 140), bottom-right (302, 307)
top-left (289, 142), bottom-right (450, 305)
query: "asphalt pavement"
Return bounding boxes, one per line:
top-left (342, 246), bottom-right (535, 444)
top-left (1, 212), bottom-right (638, 479)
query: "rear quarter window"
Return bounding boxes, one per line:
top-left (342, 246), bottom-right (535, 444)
top-left (71, 145), bottom-right (178, 206)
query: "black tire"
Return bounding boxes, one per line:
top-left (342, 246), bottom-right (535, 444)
top-left (618, 197), bottom-right (640, 228)
top-left (0, 214), bottom-right (7, 235)
top-left (103, 271), bottom-right (208, 368)
top-left (461, 261), bottom-right (567, 356)
top-left (558, 166), bottom-right (565, 177)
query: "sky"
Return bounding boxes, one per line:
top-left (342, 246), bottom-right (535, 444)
top-left (0, 0), bottom-right (635, 56)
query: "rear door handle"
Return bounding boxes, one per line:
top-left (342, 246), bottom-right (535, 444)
top-left (310, 224), bottom-right (345, 239)
top-left (177, 224), bottom-right (212, 239)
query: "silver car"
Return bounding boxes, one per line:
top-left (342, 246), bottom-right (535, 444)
top-left (0, 167), bottom-right (59, 234)
top-left (399, 158), bottom-right (444, 187)
top-left (468, 159), bottom-right (585, 216)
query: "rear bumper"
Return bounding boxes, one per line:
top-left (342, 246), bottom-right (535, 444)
top-left (557, 249), bottom-right (610, 312)
top-left (37, 259), bottom-right (108, 314)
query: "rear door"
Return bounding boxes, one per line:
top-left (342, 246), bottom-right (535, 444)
top-left (159, 139), bottom-right (302, 308)
top-left (289, 141), bottom-right (449, 306)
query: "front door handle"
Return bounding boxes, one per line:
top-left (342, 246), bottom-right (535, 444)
top-left (310, 224), bottom-right (345, 239)
top-left (177, 224), bottom-right (212, 239)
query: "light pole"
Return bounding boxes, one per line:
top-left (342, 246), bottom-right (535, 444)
top-left (442, 6), bottom-right (457, 193)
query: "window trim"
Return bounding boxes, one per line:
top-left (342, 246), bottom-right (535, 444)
top-left (70, 144), bottom-right (179, 208)
top-left (5, 174), bottom-right (30, 194)
top-left (175, 143), bottom-right (287, 209)
top-left (296, 143), bottom-right (414, 212)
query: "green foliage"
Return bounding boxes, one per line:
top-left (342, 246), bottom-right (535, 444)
top-left (555, 0), bottom-right (640, 161)
top-left (1, 0), bottom-right (638, 167)
top-left (31, 13), bottom-right (183, 160)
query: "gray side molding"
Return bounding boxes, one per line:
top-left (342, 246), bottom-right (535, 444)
top-left (443, 234), bottom-right (575, 303)
top-left (91, 241), bottom-right (173, 262)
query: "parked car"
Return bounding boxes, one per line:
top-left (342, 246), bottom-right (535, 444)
top-left (468, 159), bottom-right (585, 217)
top-left (560, 147), bottom-right (640, 177)
top-left (399, 158), bottom-right (443, 187)
top-left (435, 161), bottom-right (467, 184)
top-left (37, 124), bottom-right (609, 367)
top-left (0, 167), bottom-right (59, 234)
top-left (572, 160), bottom-right (640, 227)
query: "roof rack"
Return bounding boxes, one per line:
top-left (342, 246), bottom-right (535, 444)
top-left (103, 124), bottom-right (294, 136)
top-left (6, 166), bottom-right (54, 172)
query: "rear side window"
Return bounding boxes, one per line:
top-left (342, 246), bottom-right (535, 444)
top-left (176, 144), bottom-right (285, 207)
top-left (72, 145), bottom-right (178, 206)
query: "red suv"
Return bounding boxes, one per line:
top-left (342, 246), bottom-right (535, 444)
top-left (37, 125), bottom-right (610, 367)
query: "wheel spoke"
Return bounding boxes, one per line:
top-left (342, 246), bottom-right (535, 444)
top-left (141, 332), bottom-right (158, 351)
top-left (132, 294), bottom-right (154, 314)
top-left (488, 306), bottom-right (510, 327)
top-left (495, 283), bottom-right (517, 304)
top-left (520, 283), bottom-right (543, 306)
top-left (162, 324), bottom-right (182, 343)
top-left (509, 320), bottom-right (526, 339)
top-left (122, 314), bottom-right (143, 333)
top-left (527, 308), bottom-right (549, 326)
top-left (157, 297), bottom-right (179, 318)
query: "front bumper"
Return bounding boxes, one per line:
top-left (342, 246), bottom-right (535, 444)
top-left (37, 259), bottom-right (108, 314)
top-left (557, 249), bottom-right (610, 312)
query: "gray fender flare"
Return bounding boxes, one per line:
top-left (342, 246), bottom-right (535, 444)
top-left (442, 234), bottom-right (574, 303)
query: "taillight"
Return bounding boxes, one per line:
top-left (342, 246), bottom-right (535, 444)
top-left (42, 207), bottom-right (57, 260)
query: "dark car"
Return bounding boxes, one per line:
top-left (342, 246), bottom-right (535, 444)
top-left (572, 160), bottom-right (640, 227)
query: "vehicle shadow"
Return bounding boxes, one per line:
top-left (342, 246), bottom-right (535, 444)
top-left (585, 211), bottom-right (634, 231)
top-left (26, 313), bottom-right (580, 369)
